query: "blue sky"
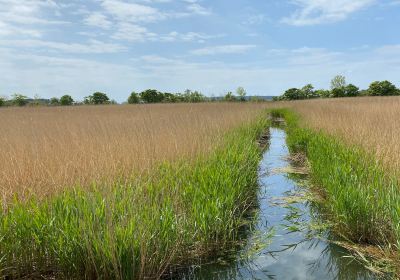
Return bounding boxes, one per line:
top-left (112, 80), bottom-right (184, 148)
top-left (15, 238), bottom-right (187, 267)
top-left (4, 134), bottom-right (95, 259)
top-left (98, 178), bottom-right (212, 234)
top-left (0, 0), bottom-right (400, 101)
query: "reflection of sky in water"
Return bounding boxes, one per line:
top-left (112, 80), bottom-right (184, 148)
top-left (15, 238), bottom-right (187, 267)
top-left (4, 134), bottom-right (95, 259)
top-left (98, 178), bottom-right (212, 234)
top-left (174, 128), bottom-right (380, 280)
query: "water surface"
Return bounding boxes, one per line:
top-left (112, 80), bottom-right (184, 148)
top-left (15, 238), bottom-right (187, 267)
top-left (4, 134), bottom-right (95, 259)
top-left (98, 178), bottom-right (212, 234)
top-left (175, 127), bottom-right (378, 280)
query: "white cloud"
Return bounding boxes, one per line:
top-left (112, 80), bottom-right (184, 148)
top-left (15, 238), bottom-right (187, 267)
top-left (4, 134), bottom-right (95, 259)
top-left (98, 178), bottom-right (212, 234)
top-left (101, 0), bottom-right (163, 22)
top-left (0, 39), bottom-right (126, 54)
top-left (282, 0), bottom-right (376, 26)
top-left (191, 45), bottom-right (257, 55)
top-left (84, 12), bottom-right (112, 29)
top-left (186, 3), bottom-right (211, 15)
top-left (111, 23), bottom-right (156, 42)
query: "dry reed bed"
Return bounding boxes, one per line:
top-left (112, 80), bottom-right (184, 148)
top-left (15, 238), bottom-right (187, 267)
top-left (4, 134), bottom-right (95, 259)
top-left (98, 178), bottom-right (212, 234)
top-left (0, 103), bottom-right (270, 202)
top-left (285, 97), bottom-right (400, 175)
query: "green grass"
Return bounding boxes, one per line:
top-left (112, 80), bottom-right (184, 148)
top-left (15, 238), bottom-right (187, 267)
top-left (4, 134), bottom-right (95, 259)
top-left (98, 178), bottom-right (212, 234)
top-left (270, 109), bottom-right (400, 255)
top-left (0, 117), bottom-right (269, 279)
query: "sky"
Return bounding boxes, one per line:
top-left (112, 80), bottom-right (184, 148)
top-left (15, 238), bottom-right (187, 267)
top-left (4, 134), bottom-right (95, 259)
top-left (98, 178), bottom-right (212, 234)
top-left (0, 0), bottom-right (400, 102)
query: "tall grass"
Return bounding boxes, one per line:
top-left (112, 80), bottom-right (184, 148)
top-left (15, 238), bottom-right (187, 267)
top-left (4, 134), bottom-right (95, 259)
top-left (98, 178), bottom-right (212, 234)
top-left (0, 103), bottom-right (269, 203)
top-left (0, 108), bottom-right (269, 279)
top-left (270, 108), bottom-right (400, 257)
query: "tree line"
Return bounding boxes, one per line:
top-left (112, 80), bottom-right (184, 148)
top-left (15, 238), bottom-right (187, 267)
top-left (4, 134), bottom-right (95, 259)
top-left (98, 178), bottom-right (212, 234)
top-left (274, 75), bottom-right (400, 101)
top-left (0, 87), bottom-right (258, 107)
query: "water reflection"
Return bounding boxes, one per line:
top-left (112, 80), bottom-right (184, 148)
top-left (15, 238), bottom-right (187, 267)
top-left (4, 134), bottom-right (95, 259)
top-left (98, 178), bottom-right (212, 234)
top-left (173, 128), bottom-right (381, 280)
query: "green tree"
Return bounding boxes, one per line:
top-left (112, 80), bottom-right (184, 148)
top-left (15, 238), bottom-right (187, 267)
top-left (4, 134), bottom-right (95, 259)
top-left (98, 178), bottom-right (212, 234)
top-left (368, 81), bottom-right (398, 96)
top-left (50, 97), bottom-right (60, 105)
top-left (60, 95), bottom-right (74, 106)
top-left (128, 92), bottom-right (140, 104)
top-left (91, 92), bottom-right (110, 104)
top-left (345, 84), bottom-right (359, 97)
top-left (282, 88), bottom-right (302, 100)
top-left (140, 89), bottom-right (164, 103)
top-left (0, 97), bottom-right (5, 107)
top-left (300, 84), bottom-right (318, 99)
top-left (315, 89), bottom-right (330, 98)
top-left (224, 91), bottom-right (236, 101)
top-left (331, 75), bottom-right (347, 90)
top-left (12, 94), bottom-right (28, 106)
top-left (236, 87), bottom-right (247, 101)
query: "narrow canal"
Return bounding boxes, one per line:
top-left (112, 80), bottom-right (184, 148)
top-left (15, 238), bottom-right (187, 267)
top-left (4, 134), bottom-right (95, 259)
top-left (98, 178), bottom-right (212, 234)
top-left (176, 127), bottom-right (379, 279)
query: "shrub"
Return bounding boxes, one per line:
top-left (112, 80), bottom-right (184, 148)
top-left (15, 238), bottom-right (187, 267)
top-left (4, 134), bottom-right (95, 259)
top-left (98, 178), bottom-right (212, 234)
top-left (0, 97), bottom-right (5, 107)
top-left (236, 87), bottom-right (247, 101)
top-left (12, 94), bottom-right (28, 107)
top-left (128, 92), bottom-right (140, 104)
top-left (50, 97), bottom-right (60, 106)
top-left (140, 89), bottom-right (164, 103)
top-left (60, 95), bottom-right (74, 106)
top-left (224, 92), bottom-right (236, 102)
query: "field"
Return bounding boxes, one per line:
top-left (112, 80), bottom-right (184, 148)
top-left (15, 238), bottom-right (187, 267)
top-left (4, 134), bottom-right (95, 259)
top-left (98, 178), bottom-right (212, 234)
top-left (2, 98), bottom-right (400, 278)
top-left (287, 97), bottom-right (400, 175)
top-left (0, 103), bottom-right (271, 279)
top-left (0, 103), bottom-right (269, 203)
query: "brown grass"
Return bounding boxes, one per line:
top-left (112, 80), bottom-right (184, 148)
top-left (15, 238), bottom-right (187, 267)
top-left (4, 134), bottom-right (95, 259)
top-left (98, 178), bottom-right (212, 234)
top-left (0, 103), bottom-right (269, 202)
top-left (282, 96), bottom-right (400, 174)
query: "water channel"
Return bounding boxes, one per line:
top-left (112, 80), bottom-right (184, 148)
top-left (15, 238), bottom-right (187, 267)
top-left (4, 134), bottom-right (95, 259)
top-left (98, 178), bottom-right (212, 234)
top-left (175, 127), bottom-right (381, 280)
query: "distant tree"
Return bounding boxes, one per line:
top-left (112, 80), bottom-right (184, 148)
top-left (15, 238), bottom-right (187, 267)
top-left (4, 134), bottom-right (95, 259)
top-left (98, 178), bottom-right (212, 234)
top-left (183, 90), bottom-right (206, 103)
top-left (128, 92), bottom-right (140, 104)
top-left (12, 94), bottom-right (28, 106)
top-left (224, 91), bottom-right (236, 101)
top-left (236, 87), bottom-right (247, 101)
top-left (140, 89), bottom-right (163, 103)
top-left (300, 84), bottom-right (318, 99)
top-left (345, 84), bottom-right (359, 97)
top-left (163, 92), bottom-right (177, 103)
top-left (0, 96), bottom-right (4, 107)
top-left (330, 87), bottom-right (345, 98)
top-left (50, 97), bottom-right (60, 105)
top-left (368, 81), bottom-right (398, 96)
top-left (315, 89), bottom-right (330, 98)
top-left (60, 95), bottom-right (74, 106)
top-left (250, 96), bottom-right (264, 102)
top-left (91, 92), bottom-right (110, 104)
top-left (282, 88), bottom-right (302, 100)
top-left (331, 75), bottom-right (347, 90)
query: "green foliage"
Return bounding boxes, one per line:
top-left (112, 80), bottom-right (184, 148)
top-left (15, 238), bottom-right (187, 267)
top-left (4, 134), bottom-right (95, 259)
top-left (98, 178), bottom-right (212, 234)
top-left (224, 91), bottom-right (236, 101)
top-left (281, 88), bottom-right (302, 100)
top-left (301, 84), bottom-right (318, 99)
top-left (330, 75), bottom-right (346, 90)
top-left (11, 94), bottom-right (28, 107)
top-left (368, 81), bottom-right (398, 96)
top-left (90, 92), bottom-right (110, 104)
top-left (236, 87), bottom-right (247, 101)
top-left (50, 97), bottom-right (60, 106)
top-left (140, 89), bottom-right (164, 103)
top-left (182, 89), bottom-right (206, 103)
top-left (344, 84), bottom-right (359, 97)
top-left (315, 89), bottom-right (330, 98)
top-left (0, 96), bottom-right (5, 107)
top-left (271, 108), bottom-right (400, 254)
top-left (330, 87), bottom-right (345, 98)
top-left (127, 92), bottom-right (140, 104)
top-left (60, 95), bottom-right (74, 106)
top-left (0, 116), bottom-right (268, 279)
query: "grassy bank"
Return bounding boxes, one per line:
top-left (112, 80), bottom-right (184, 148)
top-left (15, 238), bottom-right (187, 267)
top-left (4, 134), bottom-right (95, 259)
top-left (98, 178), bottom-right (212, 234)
top-left (270, 109), bottom-right (400, 263)
top-left (0, 116), bottom-right (269, 279)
